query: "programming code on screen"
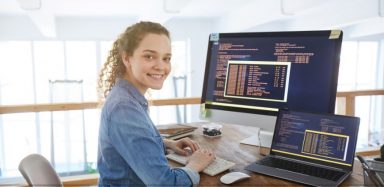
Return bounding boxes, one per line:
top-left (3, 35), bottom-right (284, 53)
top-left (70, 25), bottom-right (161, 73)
top-left (203, 31), bottom-right (341, 114)
top-left (224, 61), bottom-right (290, 102)
top-left (272, 111), bottom-right (358, 166)
top-left (302, 130), bottom-right (349, 161)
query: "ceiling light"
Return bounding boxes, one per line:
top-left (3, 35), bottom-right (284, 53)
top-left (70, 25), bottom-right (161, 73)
top-left (17, 0), bottom-right (41, 10)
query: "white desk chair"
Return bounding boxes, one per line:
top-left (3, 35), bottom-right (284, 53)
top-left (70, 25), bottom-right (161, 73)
top-left (18, 153), bottom-right (63, 187)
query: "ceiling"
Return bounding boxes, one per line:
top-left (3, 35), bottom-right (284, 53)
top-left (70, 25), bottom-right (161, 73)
top-left (1, 0), bottom-right (384, 39)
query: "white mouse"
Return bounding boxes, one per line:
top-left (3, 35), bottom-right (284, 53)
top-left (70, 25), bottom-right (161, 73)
top-left (220, 171), bottom-right (251, 184)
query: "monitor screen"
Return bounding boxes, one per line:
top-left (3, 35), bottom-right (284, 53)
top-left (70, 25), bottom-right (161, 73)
top-left (200, 30), bottom-right (343, 136)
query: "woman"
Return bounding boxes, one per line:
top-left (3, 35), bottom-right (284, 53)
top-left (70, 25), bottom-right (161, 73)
top-left (97, 21), bottom-right (215, 186)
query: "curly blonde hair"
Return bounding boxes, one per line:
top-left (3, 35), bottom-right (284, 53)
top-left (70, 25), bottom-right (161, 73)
top-left (97, 21), bottom-right (170, 99)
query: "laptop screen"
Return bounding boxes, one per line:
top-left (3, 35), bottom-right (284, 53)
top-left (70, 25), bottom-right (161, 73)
top-left (271, 109), bottom-right (360, 169)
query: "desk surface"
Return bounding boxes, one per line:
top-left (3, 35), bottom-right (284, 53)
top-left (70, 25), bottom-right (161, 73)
top-left (168, 122), bottom-right (364, 186)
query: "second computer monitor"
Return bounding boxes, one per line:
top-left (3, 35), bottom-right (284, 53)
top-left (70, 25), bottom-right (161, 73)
top-left (201, 30), bottom-right (343, 135)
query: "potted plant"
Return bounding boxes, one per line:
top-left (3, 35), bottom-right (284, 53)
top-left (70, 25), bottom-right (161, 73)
top-left (373, 144), bottom-right (384, 162)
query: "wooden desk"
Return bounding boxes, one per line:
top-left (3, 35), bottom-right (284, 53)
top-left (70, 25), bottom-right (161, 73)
top-left (168, 122), bottom-right (364, 186)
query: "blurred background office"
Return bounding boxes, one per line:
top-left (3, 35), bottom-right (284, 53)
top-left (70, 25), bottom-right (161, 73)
top-left (0, 0), bottom-right (383, 183)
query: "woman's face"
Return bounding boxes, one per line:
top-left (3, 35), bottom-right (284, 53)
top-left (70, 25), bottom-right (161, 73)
top-left (123, 33), bottom-right (172, 94)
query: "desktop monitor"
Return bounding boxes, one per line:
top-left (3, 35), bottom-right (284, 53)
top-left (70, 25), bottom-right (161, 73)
top-left (200, 30), bottom-right (343, 147)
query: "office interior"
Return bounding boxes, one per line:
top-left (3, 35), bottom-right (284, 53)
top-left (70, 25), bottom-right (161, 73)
top-left (0, 0), bottom-right (383, 185)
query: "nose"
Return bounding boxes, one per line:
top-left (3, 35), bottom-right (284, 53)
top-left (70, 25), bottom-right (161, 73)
top-left (154, 60), bottom-right (168, 70)
top-left (154, 63), bottom-right (163, 71)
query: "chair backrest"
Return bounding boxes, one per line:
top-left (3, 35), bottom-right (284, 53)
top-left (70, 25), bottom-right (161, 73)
top-left (18, 154), bottom-right (63, 187)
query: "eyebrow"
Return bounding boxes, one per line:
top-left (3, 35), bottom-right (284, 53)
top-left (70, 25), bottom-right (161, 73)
top-left (143, 49), bottom-right (171, 56)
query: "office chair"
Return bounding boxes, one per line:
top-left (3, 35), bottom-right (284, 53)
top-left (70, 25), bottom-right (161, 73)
top-left (18, 153), bottom-right (63, 187)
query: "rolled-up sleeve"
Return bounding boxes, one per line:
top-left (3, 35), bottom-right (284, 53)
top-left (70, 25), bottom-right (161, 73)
top-left (108, 101), bottom-right (199, 186)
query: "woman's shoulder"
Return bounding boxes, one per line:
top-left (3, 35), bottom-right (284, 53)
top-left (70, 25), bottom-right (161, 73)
top-left (106, 92), bottom-right (139, 110)
top-left (102, 89), bottom-right (140, 114)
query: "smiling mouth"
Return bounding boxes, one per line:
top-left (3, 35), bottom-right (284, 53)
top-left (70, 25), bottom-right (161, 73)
top-left (148, 73), bottom-right (164, 79)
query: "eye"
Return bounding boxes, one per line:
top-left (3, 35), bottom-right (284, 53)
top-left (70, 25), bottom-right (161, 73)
top-left (144, 54), bottom-right (154, 60)
top-left (163, 56), bottom-right (171, 63)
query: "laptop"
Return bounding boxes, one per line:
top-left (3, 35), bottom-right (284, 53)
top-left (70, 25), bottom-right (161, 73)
top-left (245, 109), bottom-right (360, 187)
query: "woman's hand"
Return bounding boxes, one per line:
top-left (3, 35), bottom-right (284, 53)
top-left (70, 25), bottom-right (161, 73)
top-left (186, 148), bottom-right (215, 172)
top-left (165, 137), bottom-right (200, 156)
top-left (163, 138), bottom-right (215, 172)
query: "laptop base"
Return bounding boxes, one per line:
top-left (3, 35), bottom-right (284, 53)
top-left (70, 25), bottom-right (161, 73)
top-left (245, 162), bottom-right (349, 187)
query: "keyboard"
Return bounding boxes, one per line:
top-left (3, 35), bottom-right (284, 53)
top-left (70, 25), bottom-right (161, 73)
top-left (166, 153), bottom-right (236, 176)
top-left (258, 157), bottom-right (345, 181)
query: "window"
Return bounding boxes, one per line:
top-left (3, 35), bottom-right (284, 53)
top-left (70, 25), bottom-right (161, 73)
top-left (0, 41), bottom-right (36, 178)
top-left (0, 42), bottom-right (34, 105)
top-left (0, 41), bottom-right (101, 180)
top-left (338, 41), bottom-right (383, 147)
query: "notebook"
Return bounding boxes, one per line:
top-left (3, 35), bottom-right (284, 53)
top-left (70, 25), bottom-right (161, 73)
top-left (245, 109), bottom-right (360, 186)
top-left (157, 124), bottom-right (197, 140)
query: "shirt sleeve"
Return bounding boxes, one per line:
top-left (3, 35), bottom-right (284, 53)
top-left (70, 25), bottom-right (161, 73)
top-left (107, 100), bottom-right (199, 186)
top-left (180, 167), bottom-right (200, 187)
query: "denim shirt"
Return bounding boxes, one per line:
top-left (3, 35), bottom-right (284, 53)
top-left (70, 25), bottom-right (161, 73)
top-left (97, 79), bottom-right (199, 186)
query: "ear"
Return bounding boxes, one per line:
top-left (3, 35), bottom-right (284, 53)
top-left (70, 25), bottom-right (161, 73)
top-left (122, 52), bottom-right (130, 68)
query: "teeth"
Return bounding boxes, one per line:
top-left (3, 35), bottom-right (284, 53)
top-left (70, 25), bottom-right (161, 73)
top-left (149, 74), bottom-right (163, 79)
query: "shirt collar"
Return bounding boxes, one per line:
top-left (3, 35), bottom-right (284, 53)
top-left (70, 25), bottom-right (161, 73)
top-left (116, 79), bottom-right (148, 108)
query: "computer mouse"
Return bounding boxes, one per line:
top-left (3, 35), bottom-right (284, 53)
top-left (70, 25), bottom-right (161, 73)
top-left (220, 171), bottom-right (251, 184)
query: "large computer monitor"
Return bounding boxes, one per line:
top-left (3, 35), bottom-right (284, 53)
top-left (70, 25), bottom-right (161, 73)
top-left (200, 30), bottom-right (343, 147)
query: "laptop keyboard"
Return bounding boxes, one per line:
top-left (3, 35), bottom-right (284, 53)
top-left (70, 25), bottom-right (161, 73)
top-left (258, 157), bottom-right (345, 181)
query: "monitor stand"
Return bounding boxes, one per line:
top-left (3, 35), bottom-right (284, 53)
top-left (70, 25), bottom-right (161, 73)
top-left (240, 129), bottom-right (273, 148)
